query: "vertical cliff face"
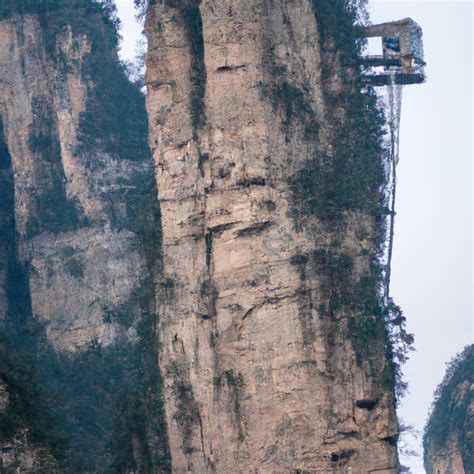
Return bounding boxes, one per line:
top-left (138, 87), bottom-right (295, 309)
top-left (0, 1), bottom-right (169, 471)
top-left (146, 1), bottom-right (400, 472)
top-left (424, 345), bottom-right (473, 474)
top-left (0, 6), bottom-right (149, 352)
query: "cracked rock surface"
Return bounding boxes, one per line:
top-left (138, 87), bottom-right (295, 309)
top-left (0, 13), bottom-right (151, 352)
top-left (146, 1), bottom-right (399, 472)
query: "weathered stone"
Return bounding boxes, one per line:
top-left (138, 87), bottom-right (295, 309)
top-left (0, 13), bottom-right (151, 352)
top-left (146, 1), bottom-right (399, 472)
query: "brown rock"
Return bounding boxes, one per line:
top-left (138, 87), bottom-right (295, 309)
top-left (145, 1), bottom-right (399, 472)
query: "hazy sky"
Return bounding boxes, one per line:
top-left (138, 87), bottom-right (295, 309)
top-left (115, 1), bottom-right (473, 472)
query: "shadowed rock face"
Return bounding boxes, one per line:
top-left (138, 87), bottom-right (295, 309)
top-left (0, 378), bottom-right (58, 472)
top-left (424, 345), bottom-right (474, 474)
top-left (0, 2), bottom-right (169, 471)
top-left (145, 1), bottom-right (399, 472)
top-left (0, 12), bottom-right (150, 352)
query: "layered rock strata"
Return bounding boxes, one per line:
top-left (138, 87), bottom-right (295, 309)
top-left (146, 1), bottom-right (400, 472)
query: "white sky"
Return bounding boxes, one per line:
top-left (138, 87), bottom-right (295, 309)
top-left (115, 1), bottom-right (143, 63)
top-left (115, 1), bottom-right (473, 472)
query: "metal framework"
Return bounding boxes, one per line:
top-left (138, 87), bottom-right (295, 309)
top-left (357, 18), bottom-right (426, 301)
top-left (359, 18), bottom-right (426, 86)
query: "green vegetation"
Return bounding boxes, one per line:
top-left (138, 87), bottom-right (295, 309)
top-left (76, 14), bottom-right (150, 163)
top-left (283, 0), bottom-right (414, 399)
top-left (308, 248), bottom-right (409, 391)
top-left (0, 1), bottom-right (120, 57)
top-left (261, 81), bottom-right (315, 131)
top-left (182, 3), bottom-right (206, 132)
top-left (158, 278), bottom-right (175, 289)
top-left (167, 0), bottom-right (205, 132)
top-left (205, 232), bottom-right (212, 270)
top-left (298, 0), bottom-right (384, 220)
top-left (108, 310), bottom-right (171, 473)
top-left (209, 330), bottom-right (218, 349)
top-left (288, 97), bottom-right (386, 224)
top-left (260, 37), bottom-right (317, 136)
top-left (223, 369), bottom-right (245, 441)
top-left (0, 119), bottom-right (65, 463)
top-left (98, 162), bottom-right (169, 467)
top-left (133, 0), bottom-right (156, 18)
top-left (423, 346), bottom-right (473, 473)
top-left (101, 300), bottom-right (135, 328)
top-left (122, 171), bottom-right (163, 272)
top-left (0, 337), bottom-right (67, 462)
top-left (290, 253), bottom-right (309, 266)
top-left (62, 247), bottom-right (85, 279)
top-left (0, 0), bottom-right (65, 19)
top-left (198, 153), bottom-right (209, 177)
top-left (2, 281), bottom-right (169, 472)
top-left (224, 369), bottom-right (244, 388)
top-left (169, 362), bottom-right (201, 454)
top-left (1, 0), bottom-right (148, 165)
top-left (64, 257), bottom-right (84, 279)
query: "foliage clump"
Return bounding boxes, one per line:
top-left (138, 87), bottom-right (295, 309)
top-left (423, 345), bottom-right (473, 473)
top-left (179, 1), bottom-right (206, 132)
top-left (169, 362), bottom-right (201, 454)
top-left (0, 336), bottom-right (67, 462)
top-left (1, 0), bottom-right (149, 164)
top-left (284, 0), bottom-right (414, 400)
top-left (0, 119), bottom-right (66, 461)
top-left (261, 81), bottom-right (315, 132)
top-left (76, 11), bottom-right (150, 163)
top-left (136, 0), bottom-right (205, 131)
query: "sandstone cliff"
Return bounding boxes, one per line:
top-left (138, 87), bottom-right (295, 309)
top-left (145, 0), bottom-right (402, 472)
top-left (0, 1), bottom-right (169, 470)
top-left (424, 345), bottom-right (473, 474)
top-left (0, 0), bottom-right (414, 471)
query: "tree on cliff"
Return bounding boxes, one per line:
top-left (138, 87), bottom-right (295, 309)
top-left (424, 345), bottom-right (473, 473)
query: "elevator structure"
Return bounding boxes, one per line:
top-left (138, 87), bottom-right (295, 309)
top-left (359, 18), bottom-right (426, 86)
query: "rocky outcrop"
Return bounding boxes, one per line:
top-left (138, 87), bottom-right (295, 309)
top-left (1, 0), bottom-right (412, 470)
top-left (0, 1), bottom-right (169, 470)
top-left (145, 1), bottom-right (400, 472)
top-left (424, 345), bottom-right (473, 474)
top-left (0, 9), bottom-right (148, 352)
